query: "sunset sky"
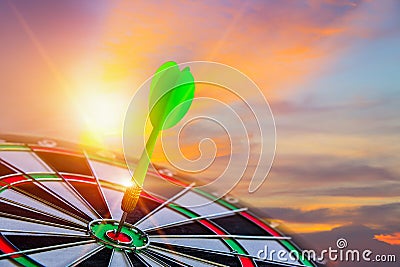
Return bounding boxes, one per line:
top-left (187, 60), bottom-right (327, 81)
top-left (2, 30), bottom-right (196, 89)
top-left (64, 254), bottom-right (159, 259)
top-left (1, 0), bottom-right (399, 265)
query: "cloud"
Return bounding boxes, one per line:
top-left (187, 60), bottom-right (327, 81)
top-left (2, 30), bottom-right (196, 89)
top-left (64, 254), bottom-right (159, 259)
top-left (271, 92), bottom-right (400, 137)
top-left (272, 159), bottom-right (398, 183)
top-left (100, 0), bottom-right (377, 93)
top-left (262, 202), bottom-right (400, 231)
top-left (262, 153), bottom-right (400, 196)
top-left (300, 224), bottom-right (400, 266)
top-left (315, 184), bottom-right (400, 198)
top-left (375, 232), bottom-right (400, 246)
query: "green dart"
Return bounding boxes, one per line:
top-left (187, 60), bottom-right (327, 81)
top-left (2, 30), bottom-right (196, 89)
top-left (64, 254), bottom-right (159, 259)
top-left (115, 61), bottom-right (195, 235)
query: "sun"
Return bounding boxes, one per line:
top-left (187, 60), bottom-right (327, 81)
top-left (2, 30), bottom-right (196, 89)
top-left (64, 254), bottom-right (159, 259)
top-left (76, 88), bottom-right (127, 147)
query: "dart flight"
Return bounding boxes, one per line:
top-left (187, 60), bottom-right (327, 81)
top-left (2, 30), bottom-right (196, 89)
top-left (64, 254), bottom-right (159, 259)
top-left (116, 61), bottom-right (196, 234)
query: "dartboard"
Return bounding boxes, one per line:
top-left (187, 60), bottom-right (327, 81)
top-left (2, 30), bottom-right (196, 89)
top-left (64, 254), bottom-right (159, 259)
top-left (0, 135), bottom-right (319, 267)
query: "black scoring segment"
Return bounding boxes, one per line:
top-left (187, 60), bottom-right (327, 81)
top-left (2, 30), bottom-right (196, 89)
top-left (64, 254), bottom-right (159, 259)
top-left (77, 247), bottom-right (113, 267)
top-left (15, 182), bottom-right (92, 221)
top-left (212, 214), bottom-right (270, 235)
top-left (3, 235), bottom-right (90, 251)
top-left (35, 151), bottom-right (112, 219)
top-left (125, 197), bottom-right (161, 225)
top-left (68, 181), bottom-right (111, 219)
top-left (125, 252), bottom-right (151, 266)
top-left (35, 152), bottom-right (92, 176)
top-left (0, 162), bottom-right (15, 177)
top-left (0, 201), bottom-right (85, 230)
top-left (142, 174), bottom-right (184, 199)
top-left (146, 221), bottom-right (214, 236)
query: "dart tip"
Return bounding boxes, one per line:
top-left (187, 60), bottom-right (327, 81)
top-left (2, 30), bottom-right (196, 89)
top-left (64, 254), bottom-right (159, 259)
top-left (115, 211), bottom-right (128, 237)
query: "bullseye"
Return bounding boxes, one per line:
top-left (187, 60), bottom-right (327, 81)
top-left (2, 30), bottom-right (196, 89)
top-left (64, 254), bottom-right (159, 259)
top-left (88, 219), bottom-right (149, 251)
top-left (105, 229), bottom-right (132, 245)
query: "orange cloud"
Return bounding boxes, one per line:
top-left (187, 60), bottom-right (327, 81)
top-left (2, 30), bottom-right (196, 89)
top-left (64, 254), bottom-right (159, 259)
top-left (99, 0), bottom-right (361, 98)
top-left (280, 222), bottom-right (342, 234)
top-left (374, 232), bottom-right (400, 246)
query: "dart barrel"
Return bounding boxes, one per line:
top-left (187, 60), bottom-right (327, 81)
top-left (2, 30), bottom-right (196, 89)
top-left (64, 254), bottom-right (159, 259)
top-left (121, 185), bottom-right (142, 213)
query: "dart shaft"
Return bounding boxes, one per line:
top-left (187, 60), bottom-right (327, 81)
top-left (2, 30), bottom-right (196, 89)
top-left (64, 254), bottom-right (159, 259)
top-left (115, 211), bottom-right (128, 237)
top-left (131, 127), bottom-right (160, 186)
top-left (117, 129), bottom-right (159, 236)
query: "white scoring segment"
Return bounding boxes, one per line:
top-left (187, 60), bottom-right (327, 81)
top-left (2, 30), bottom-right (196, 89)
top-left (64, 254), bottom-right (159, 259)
top-left (109, 251), bottom-right (132, 266)
top-left (44, 181), bottom-right (99, 220)
top-left (0, 189), bottom-right (86, 227)
top-left (0, 217), bottom-right (84, 235)
top-left (87, 160), bottom-right (132, 186)
top-left (102, 188), bottom-right (124, 219)
top-left (174, 191), bottom-right (229, 215)
top-left (85, 160), bottom-right (132, 219)
top-left (237, 239), bottom-right (302, 265)
top-left (0, 259), bottom-right (16, 267)
top-left (0, 151), bottom-right (52, 173)
top-left (136, 208), bottom-right (189, 230)
top-left (28, 242), bottom-right (101, 266)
